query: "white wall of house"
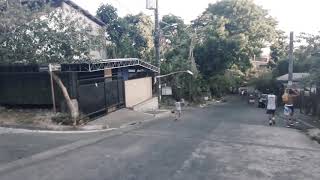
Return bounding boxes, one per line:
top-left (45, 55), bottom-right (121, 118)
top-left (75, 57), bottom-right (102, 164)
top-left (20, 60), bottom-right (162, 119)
top-left (124, 77), bottom-right (153, 108)
top-left (60, 2), bottom-right (107, 59)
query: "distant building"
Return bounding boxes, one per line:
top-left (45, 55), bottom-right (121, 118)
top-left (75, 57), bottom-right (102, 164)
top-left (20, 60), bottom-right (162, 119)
top-left (251, 47), bottom-right (271, 70)
top-left (276, 73), bottom-right (310, 89)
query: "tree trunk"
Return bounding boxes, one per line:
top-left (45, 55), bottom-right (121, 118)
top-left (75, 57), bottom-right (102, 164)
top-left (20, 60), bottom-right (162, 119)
top-left (51, 72), bottom-right (79, 126)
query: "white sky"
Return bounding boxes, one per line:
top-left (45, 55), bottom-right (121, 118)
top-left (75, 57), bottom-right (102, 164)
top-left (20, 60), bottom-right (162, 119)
top-left (73, 0), bottom-right (320, 34)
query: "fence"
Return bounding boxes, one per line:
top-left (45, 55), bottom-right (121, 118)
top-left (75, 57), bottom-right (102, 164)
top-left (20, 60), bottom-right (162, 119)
top-left (77, 76), bottom-right (125, 118)
top-left (299, 89), bottom-right (320, 118)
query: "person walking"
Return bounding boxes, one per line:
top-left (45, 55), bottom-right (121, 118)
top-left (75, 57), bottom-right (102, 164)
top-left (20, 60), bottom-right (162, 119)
top-left (174, 100), bottom-right (182, 121)
top-left (266, 91), bottom-right (277, 126)
top-left (282, 88), bottom-right (299, 127)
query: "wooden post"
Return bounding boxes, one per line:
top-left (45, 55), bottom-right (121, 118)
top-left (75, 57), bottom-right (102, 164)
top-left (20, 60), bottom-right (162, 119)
top-left (49, 64), bottom-right (56, 113)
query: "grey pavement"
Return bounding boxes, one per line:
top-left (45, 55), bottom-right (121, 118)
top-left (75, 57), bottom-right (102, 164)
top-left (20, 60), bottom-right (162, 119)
top-left (0, 96), bottom-right (320, 179)
top-left (0, 132), bottom-right (105, 165)
top-left (88, 108), bottom-right (156, 128)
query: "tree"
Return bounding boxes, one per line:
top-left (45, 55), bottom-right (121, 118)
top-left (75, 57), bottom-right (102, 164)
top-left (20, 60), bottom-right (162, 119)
top-left (159, 15), bottom-right (205, 101)
top-left (96, 4), bottom-right (124, 46)
top-left (96, 4), bottom-right (154, 62)
top-left (0, 2), bottom-right (104, 64)
top-left (193, 0), bottom-right (279, 77)
top-left (0, 2), bottom-right (104, 124)
top-left (295, 32), bottom-right (320, 85)
top-left (270, 30), bottom-right (287, 63)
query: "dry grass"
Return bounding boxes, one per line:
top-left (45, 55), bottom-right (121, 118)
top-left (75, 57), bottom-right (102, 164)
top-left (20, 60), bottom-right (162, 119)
top-left (0, 107), bottom-right (55, 127)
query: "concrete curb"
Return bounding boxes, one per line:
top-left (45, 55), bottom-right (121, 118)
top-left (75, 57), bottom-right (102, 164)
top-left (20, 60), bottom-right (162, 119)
top-left (306, 128), bottom-right (320, 143)
top-left (0, 111), bottom-right (170, 134)
top-left (118, 112), bottom-right (171, 129)
top-left (0, 126), bottom-right (117, 134)
top-left (276, 114), bottom-right (320, 143)
top-left (0, 123), bottom-right (108, 131)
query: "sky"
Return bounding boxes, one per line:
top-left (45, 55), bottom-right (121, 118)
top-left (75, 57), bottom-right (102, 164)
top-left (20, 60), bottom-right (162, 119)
top-left (73, 0), bottom-right (320, 35)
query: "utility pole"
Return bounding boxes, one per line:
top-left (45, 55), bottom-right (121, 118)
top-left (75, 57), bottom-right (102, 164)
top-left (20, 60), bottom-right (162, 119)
top-left (146, 0), bottom-right (161, 107)
top-left (288, 31), bottom-right (294, 88)
top-left (154, 0), bottom-right (161, 106)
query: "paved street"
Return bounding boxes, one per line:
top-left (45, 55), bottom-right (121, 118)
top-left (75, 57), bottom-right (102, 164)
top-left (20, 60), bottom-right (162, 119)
top-left (0, 132), bottom-right (104, 165)
top-left (0, 96), bottom-right (320, 180)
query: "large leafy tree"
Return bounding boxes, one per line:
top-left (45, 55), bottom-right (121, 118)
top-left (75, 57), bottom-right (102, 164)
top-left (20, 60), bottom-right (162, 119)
top-left (0, 2), bottom-right (105, 123)
top-left (96, 4), bottom-right (122, 44)
top-left (0, 2), bottom-right (104, 64)
top-left (160, 15), bottom-right (191, 73)
top-left (270, 30), bottom-right (287, 63)
top-left (96, 4), bottom-right (154, 62)
top-left (295, 32), bottom-right (320, 85)
top-left (193, 0), bottom-right (278, 77)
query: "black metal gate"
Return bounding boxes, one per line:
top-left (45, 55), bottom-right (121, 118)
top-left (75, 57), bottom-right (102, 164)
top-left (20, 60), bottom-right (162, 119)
top-left (77, 77), bottom-right (125, 118)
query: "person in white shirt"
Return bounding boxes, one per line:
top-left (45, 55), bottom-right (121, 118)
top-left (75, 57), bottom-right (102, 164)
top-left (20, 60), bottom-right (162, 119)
top-left (266, 91), bottom-right (277, 126)
top-left (174, 101), bottom-right (182, 121)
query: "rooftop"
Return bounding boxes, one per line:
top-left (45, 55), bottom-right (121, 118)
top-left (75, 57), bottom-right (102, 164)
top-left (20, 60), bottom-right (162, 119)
top-left (276, 73), bottom-right (310, 82)
top-left (0, 58), bottom-right (159, 73)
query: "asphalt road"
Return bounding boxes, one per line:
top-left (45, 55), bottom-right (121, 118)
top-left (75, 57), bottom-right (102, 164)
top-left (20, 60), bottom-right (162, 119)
top-left (0, 132), bottom-right (104, 165)
top-left (0, 96), bottom-right (320, 180)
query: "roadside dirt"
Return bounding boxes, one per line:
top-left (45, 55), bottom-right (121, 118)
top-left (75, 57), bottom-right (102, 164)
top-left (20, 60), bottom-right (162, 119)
top-left (0, 106), bottom-right (56, 128)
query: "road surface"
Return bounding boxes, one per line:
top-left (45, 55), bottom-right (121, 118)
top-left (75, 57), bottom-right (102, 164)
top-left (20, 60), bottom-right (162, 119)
top-left (0, 96), bottom-right (319, 180)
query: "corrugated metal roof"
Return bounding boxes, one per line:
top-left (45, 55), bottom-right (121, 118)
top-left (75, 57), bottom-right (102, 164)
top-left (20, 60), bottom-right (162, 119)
top-left (276, 73), bottom-right (310, 82)
top-left (0, 59), bottom-right (159, 73)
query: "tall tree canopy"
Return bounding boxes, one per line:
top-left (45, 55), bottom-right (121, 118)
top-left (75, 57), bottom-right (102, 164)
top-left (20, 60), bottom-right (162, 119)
top-left (193, 0), bottom-right (279, 77)
top-left (0, 2), bottom-right (104, 64)
top-left (96, 4), bottom-right (154, 62)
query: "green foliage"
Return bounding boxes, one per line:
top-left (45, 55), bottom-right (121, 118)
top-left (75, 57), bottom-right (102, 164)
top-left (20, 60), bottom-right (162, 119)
top-left (96, 4), bottom-right (123, 44)
top-left (297, 32), bottom-right (320, 84)
top-left (207, 67), bottom-right (244, 98)
top-left (96, 4), bottom-right (154, 62)
top-left (193, 0), bottom-right (278, 77)
top-left (0, 2), bottom-right (104, 64)
top-left (159, 14), bottom-right (207, 101)
top-left (273, 32), bottom-right (320, 83)
top-left (270, 30), bottom-right (288, 63)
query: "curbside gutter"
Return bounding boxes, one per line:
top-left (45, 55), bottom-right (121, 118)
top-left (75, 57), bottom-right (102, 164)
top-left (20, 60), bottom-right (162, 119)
top-left (0, 111), bottom-right (171, 134)
top-left (276, 113), bottom-right (320, 144)
top-left (306, 128), bottom-right (320, 144)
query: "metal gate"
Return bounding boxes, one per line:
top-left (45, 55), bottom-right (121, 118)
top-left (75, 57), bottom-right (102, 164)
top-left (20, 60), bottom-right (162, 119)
top-left (77, 76), bottom-right (125, 118)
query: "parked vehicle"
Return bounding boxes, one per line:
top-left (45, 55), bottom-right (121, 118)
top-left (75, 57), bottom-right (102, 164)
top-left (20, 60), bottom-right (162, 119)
top-left (258, 94), bottom-right (268, 108)
top-left (248, 94), bottom-right (255, 104)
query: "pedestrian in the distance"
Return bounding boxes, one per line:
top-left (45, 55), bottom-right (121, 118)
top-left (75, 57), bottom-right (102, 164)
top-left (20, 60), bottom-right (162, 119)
top-left (174, 100), bottom-right (182, 121)
top-left (266, 91), bottom-right (277, 126)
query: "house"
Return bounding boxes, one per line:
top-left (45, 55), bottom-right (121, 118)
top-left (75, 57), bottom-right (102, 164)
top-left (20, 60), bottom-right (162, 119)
top-left (251, 47), bottom-right (271, 70)
top-left (15, 0), bottom-right (108, 59)
top-left (0, 1), bottom-right (159, 118)
top-left (276, 73), bottom-right (310, 89)
top-left (0, 59), bottom-right (159, 117)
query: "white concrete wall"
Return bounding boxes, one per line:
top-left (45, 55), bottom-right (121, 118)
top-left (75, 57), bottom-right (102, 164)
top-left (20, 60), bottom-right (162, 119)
top-left (60, 2), bottom-right (107, 59)
top-left (133, 97), bottom-right (158, 112)
top-left (124, 77), bottom-right (152, 108)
